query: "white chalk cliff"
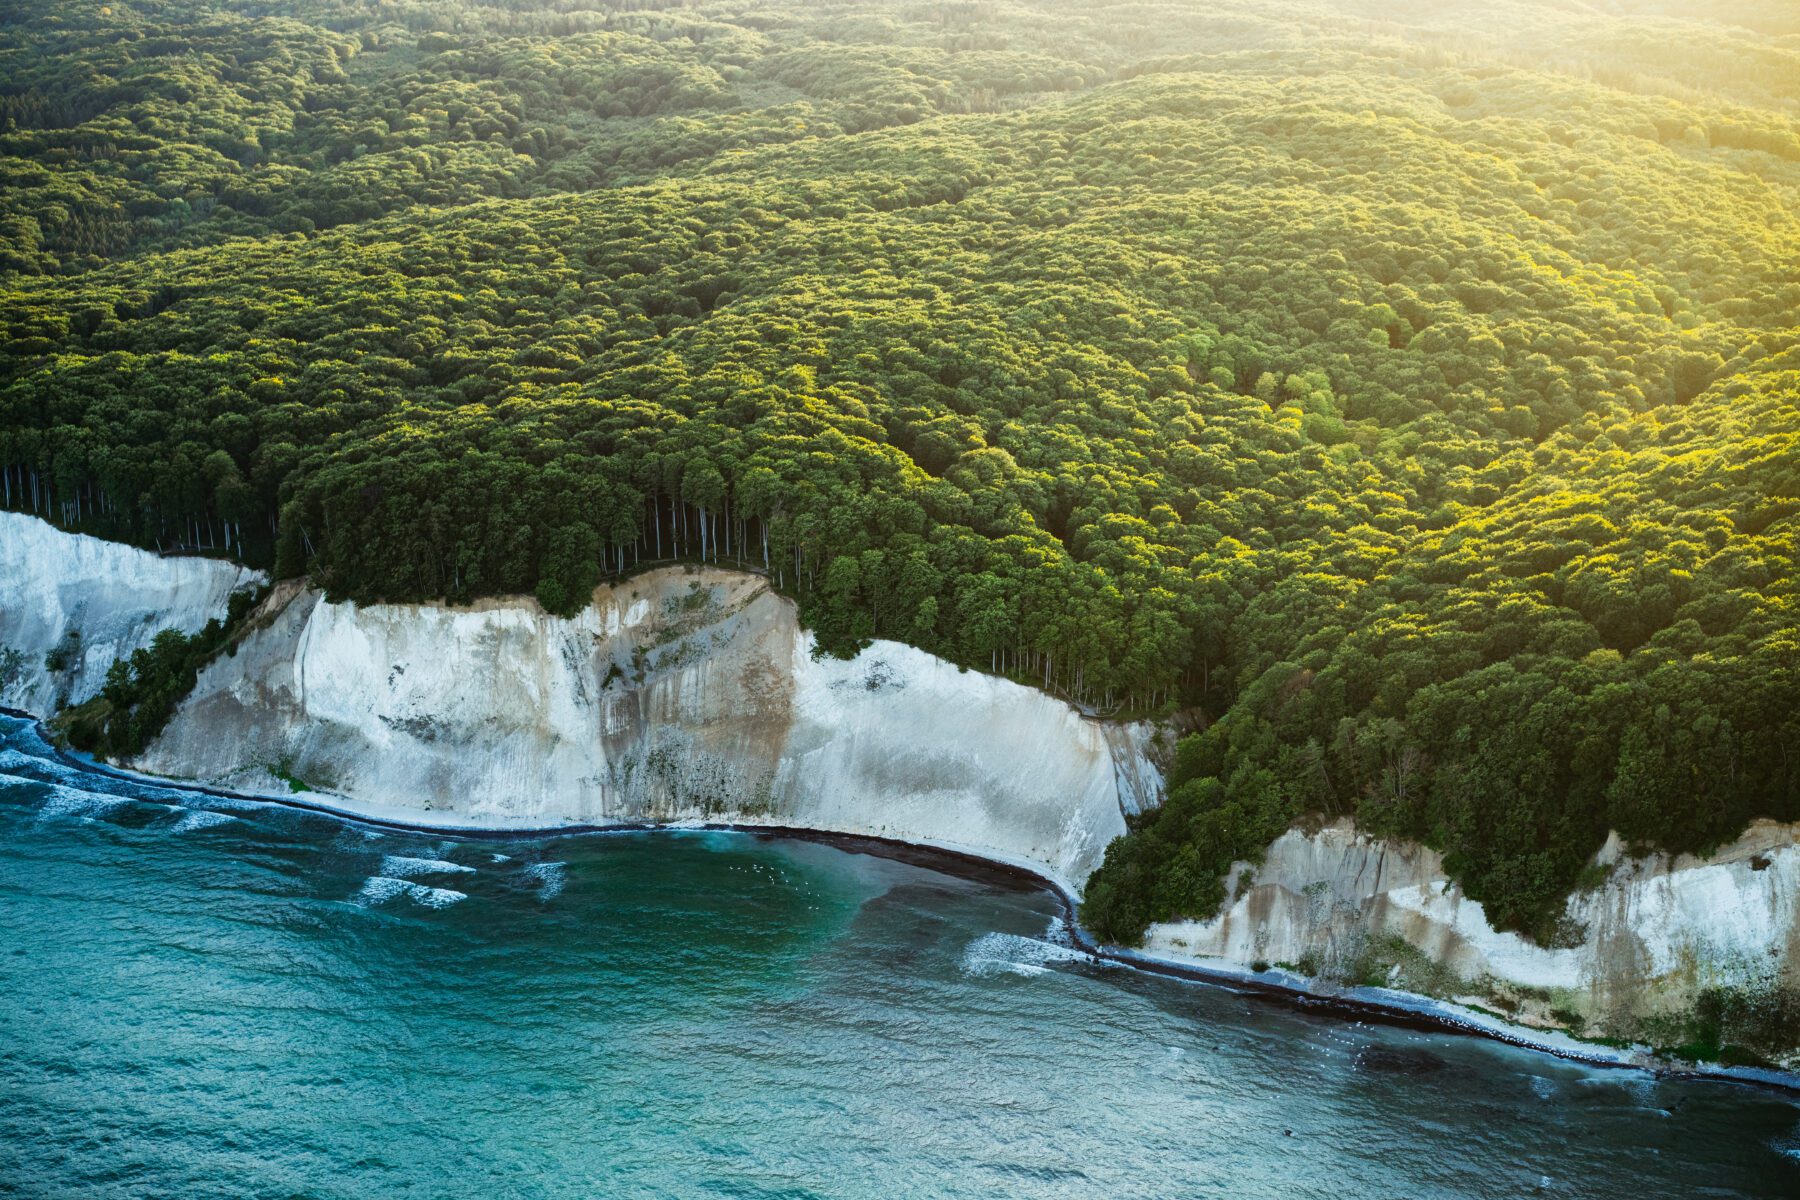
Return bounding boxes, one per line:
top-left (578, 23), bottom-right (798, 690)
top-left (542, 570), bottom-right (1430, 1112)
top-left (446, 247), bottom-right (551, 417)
top-left (136, 568), bottom-right (1161, 887)
top-left (1143, 818), bottom-right (1800, 1065)
top-left (0, 512), bottom-right (263, 714)
top-left (4, 511), bottom-right (1797, 1064)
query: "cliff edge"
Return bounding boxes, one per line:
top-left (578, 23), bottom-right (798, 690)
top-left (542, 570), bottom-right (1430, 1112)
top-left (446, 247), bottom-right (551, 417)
top-left (5, 511), bottom-right (1796, 1069)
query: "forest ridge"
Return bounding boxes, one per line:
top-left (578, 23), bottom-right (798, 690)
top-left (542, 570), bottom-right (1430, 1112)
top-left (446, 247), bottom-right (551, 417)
top-left (0, 0), bottom-right (1796, 941)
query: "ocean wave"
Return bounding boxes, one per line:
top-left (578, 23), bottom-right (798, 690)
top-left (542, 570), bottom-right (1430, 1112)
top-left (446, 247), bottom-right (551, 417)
top-left (0, 747), bottom-right (66, 777)
top-left (170, 809), bottom-right (237, 833)
top-left (960, 929), bottom-right (1090, 979)
top-left (379, 854), bottom-right (475, 879)
top-left (407, 885), bottom-right (467, 909)
top-left (35, 783), bottom-right (136, 823)
top-left (332, 827), bottom-right (385, 852)
top-left (524, 861), bottom-right (566, 900)
top-left (194, 794), bottom-right (266, 813)
top-left (355, 875), bottom-right (467, 909)
top-left (1, 749), bottom-right (202, 807)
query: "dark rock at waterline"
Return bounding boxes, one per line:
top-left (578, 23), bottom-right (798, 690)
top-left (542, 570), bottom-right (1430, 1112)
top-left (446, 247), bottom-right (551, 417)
top-left (1354, 1045), bottom-right (1449, 1075)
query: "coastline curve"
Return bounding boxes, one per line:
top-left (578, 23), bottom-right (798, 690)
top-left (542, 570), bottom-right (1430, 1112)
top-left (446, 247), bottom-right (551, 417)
top-left (6, 703), bottom-right (1794, 1098)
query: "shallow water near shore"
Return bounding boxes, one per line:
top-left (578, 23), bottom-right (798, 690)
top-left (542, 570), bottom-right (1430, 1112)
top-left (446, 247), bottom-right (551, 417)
top-left (1, 715), bottom-right (1797, 1199)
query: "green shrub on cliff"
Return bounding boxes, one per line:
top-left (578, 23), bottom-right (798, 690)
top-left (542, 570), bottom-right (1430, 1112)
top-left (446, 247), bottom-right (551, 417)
top-left (65, 586), bottom-right (266, 758)
top-left (0, 646), bottom-right (24, 695)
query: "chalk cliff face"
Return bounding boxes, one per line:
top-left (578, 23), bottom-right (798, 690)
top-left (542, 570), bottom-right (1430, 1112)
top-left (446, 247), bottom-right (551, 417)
top-left (139, 569), bottom-right (1161, 888)
top-left (0, 513), bottom-right (262, 714)
top-left (6, 513), bottom-right (1797, 1063)
top-left (1143, 818), bottom-right (1800, 1066)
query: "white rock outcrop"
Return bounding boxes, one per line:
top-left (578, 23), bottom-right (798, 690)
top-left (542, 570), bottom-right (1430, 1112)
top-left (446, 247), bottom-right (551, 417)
top-left (138, 570), bottom-right (1161, 889)
top-left (0, 512), bottom-right (262, 713)
top-left (8, 511), bottom-right (1798, 1063)
top-left (1143, 817), bottom-right (1800, 1062)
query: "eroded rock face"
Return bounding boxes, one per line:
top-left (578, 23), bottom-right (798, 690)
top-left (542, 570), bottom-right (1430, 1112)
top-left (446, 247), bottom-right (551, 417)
top-left (9, 513), bottom-right (1796, 1061)
top-left (1143, 818), bottom-right (1800, 1065)
top-left (0, 513), bottom-right (262, 713)
top-left (139, 569), bottom-right (1161, 888)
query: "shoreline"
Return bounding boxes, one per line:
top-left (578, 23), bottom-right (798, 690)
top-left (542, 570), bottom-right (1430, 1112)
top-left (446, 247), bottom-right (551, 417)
top-left (5, 704), bottom-right (1797, 1097)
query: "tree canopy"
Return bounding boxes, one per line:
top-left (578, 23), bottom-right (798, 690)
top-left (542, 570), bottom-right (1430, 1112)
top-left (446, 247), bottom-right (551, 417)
top-left (2, 0), bottom-right (1796, 942)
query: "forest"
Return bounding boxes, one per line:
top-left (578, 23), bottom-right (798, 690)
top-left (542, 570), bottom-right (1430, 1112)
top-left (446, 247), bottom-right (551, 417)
top-left (1, 0), bottom-right (1796, 943)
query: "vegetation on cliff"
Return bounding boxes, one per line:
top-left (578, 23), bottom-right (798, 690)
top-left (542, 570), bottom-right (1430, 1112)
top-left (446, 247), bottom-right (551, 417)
top-left (1, 0), bottom-right (1795, 940)
top-left (56, 584), bottom-right (268, 758)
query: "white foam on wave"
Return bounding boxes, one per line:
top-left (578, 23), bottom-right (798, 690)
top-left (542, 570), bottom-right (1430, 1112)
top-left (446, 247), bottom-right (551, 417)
top-left (331, 827), bottom-right (385, 852)
top-left (170, 809), bottom-right (237, 833)
top-left (197, 795), bottom-right (265, 813)
top-left (0, 748), bottom-right (68, 777)
top-left (35, 783), bottom-right (135, 823)
top-left (355, 875), bottom-right (467, 909)
top-left (524, 861), bottom-right (567, 900)
top-left (379, 854), bottom-right (475, 879)
top-left (961, 929), bottom-right (1090, 979)
top-left (2, 749), bottom-right (204, 808)
top-left (407, 884), bottom-right (467, 909)
top-left (355, 876), bottom-right (410, 905)
top-left (2, 751), bottom-right (130, 804)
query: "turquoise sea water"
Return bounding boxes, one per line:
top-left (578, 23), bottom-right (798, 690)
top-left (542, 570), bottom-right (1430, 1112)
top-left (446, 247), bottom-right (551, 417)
top-left (1, 714), bottom-right (1797, 1199)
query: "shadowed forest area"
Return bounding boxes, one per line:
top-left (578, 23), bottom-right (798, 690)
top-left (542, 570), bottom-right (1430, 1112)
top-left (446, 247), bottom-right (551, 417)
top-left (1, 0), bottom-right (1796, 942)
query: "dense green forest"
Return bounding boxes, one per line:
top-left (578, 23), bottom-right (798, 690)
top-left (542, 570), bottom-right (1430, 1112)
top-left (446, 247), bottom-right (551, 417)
top-left (2, 0), bottom-right (1796, 943)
